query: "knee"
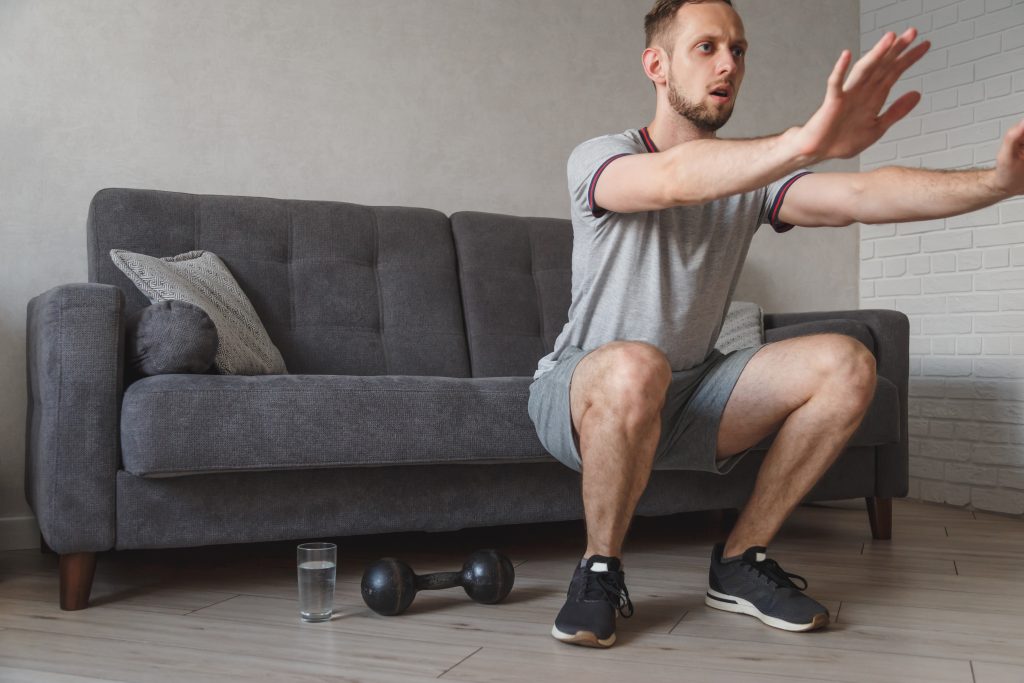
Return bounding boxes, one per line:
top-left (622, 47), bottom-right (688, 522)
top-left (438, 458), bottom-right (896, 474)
top-left (813, 334), bottom-right (877, 410)
top-left (592, 340), bottom-right (672, 425)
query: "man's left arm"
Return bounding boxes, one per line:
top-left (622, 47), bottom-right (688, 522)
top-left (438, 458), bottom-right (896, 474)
top-left (777, 118), bottom-right (1024, 228)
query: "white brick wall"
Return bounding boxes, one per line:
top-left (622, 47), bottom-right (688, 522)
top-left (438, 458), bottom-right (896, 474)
top-left (860, 0), bottom-right (1024, 516)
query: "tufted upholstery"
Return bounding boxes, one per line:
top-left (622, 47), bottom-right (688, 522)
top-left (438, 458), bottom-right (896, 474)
top-left (451, 211), bottom-right (573, 377)
top-left (87, 189), bottom-right (471, 377)
top-left (29, 187), bottom-right (909, 565)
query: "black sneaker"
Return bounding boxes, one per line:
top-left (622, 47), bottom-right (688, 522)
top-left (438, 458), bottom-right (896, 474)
top-left (705, 542), bottom-right (829, 632)
top-left (551, 555), bottom-right (635, 648)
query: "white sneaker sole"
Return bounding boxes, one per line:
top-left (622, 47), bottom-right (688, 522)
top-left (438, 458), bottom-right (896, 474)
top-left (705, 587), bottom-right (829, 632)
top-left (551, 624), bottom-right (616, 648)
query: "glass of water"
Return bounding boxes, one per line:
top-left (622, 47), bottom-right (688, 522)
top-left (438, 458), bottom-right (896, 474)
top-left (297, 542), bottom-right (336, 622)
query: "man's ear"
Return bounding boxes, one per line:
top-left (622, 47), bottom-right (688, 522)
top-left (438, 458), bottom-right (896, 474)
top-left (642, 47), bottom-right (669, 88)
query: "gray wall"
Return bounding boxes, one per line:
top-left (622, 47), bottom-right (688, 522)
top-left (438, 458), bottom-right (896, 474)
top-left (0, 0), bottom-right (860, 548)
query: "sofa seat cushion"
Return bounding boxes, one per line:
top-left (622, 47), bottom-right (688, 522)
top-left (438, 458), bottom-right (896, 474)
top-left (121, 374), bottom-right (548, 477)
top-left (120, 371), bottom-right (902, 479)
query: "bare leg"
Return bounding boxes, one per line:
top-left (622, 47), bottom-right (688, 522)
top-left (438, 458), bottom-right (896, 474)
top-left (569, 341), bottom-right (672, 559)
top-left (714, 334), bottom-right (877, 558)
top-left (722, 380), bottom-right (873, 557)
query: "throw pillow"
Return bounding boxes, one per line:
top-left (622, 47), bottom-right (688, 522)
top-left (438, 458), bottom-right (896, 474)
top-left (715, 300), bottom-right (764, 355)
top-left (110, 249), bottom-right (288, 375)
top-left (125, 300), bottom-right (219, 376)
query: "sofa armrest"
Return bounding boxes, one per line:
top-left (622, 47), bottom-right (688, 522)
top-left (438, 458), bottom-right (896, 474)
top-left (765, 319), bottom-right (876, 356)
top-left (764, 309), bottom-right (910, 498)
top-left (26, 283), bottom-right (125, 553)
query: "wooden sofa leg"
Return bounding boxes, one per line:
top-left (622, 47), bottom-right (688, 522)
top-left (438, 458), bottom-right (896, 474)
top-left (866, 496), bottom-right (892, 540)
top-left (59, 552), bottom-right (97, 610)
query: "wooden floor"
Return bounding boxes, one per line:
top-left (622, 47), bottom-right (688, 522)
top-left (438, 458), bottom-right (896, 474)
top-left (2, 499), bottom-right (1024, 682)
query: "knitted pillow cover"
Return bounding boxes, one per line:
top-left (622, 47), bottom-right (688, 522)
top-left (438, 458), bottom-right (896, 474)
top-left (110, 249), bottom-right (287, 375)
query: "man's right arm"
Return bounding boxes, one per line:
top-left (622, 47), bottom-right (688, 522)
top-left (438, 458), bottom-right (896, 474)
top-left (594, 128), bottom-right (811, 213)
top-left (594, 27), bottom-right (931, 216)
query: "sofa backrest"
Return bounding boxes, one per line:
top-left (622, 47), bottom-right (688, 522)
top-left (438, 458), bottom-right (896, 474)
top-left (87, 188), bottom-right (472, 377)
top-left (451, 211), bottom-right (573, 377)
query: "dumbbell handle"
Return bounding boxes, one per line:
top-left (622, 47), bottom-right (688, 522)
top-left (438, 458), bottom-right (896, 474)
top-left (414, 571), bottom-right (462, 591)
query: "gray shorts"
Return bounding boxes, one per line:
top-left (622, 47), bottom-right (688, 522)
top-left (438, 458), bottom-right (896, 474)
top-left (527, 343), bottom-right (767, 475)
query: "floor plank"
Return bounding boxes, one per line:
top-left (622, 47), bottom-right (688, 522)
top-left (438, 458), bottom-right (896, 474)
top-left (0, 598), bottom-right (480, 682)
top-left (2, 498), bottom-right (1019, 683)
top-left (672, 598), bottom-right (1024, 668)
top-left (972, 660), bottom-right (1024, 683)
top-left (185, 593), bottom-right (966, 683)
top-left (439, 646), bottom-right (836, 683)
top-left (437, 640), bottom-right (972, 683)
top-left (0, 667), bottom-right (116, 683)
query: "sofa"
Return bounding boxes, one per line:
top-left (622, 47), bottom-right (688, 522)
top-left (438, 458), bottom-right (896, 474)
top-left (25, 187), bottom-right (908, 611)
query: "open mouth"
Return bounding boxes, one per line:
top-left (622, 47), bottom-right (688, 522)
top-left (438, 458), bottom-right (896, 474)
top-left (710, 89), bottom-right (732, 103)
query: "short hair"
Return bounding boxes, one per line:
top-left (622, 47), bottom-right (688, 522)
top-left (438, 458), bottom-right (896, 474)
top-left (644, 0), bottom-right (734, 56)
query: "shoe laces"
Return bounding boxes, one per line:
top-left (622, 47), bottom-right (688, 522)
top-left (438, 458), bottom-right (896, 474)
top-left (583, 568), bottom-right (635, 618)
top-left (747, 556), bottom-right (809, 592)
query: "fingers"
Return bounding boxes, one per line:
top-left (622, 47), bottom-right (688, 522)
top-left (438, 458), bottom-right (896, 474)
top-left (996, 119), bottom-right (1024, 167)
top-left (827, 49), bottom-right (852, 97)
top-left (879, 27), bottom-right (919, 71)
top-left (877, 90), bottom-right (922, 131)
top-left (845, 31), bottom-right (897, 87)
top-left (891, 39), bottom-right (931, 78)
top-left (867, 28), bottom-right (921, 87)
top-left (1007, 119), bottom-right (1024, 160)
top-left (870, 29), bottom-right (898, 59)
top-left (848, 28), bottom-right (924, 90)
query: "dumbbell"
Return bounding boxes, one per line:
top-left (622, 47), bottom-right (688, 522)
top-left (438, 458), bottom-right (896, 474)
top-left (360, 549), bottom-right (515, 616)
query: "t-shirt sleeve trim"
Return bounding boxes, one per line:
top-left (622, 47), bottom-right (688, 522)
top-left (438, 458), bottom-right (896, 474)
top-left (588, 153), bottom-right (632, 218)
top-left (769, 170), bottom-right (814, 233)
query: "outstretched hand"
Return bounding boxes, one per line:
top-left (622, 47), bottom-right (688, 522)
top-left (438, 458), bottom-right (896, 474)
top-left (791, 27), bottom-right (931, 163)
top-left (992, 119), bottom-right (1024, 197)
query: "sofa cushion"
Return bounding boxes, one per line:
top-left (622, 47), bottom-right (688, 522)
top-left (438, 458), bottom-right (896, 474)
top-left (125, 300), bottom-right (219, 376)
top-left (120, 374), bottom-right (549, 477)
top-left (715, 301), bottom-right (764, 355)
top-left (111, 249), bottom-right (287, 375)
top-left (120, 373), bottom-right (901, 478)
top-left (451, 211), bottom-right (572, 377)
top-left (89, 189), bottom-right (471, 377)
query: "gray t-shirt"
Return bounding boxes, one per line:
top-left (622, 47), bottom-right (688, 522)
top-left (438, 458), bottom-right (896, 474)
top-left (533, 126), bottom-right (813, 381)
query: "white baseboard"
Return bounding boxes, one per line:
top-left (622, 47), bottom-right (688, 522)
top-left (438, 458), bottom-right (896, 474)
top-left (0, 515), bottom-right (41, 551)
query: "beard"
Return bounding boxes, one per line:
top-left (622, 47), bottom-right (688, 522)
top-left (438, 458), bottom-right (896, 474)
top-left (667, 78), bottom-right (733, 133)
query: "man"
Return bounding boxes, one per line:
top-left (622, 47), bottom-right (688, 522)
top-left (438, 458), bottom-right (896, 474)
top-left (527, 0), bottom-right (1024, 648)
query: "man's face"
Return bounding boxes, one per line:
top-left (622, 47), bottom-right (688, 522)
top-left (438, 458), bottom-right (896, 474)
top-left (663, 2), bottom-right (747, 132)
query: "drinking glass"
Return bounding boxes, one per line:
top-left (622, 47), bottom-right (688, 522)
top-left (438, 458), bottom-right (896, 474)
top-left (297, 542), bottom-right (336, 622)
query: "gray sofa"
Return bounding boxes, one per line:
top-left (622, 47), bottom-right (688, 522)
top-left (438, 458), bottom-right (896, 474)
top-left (26, 188), bottom-right (908, 611)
